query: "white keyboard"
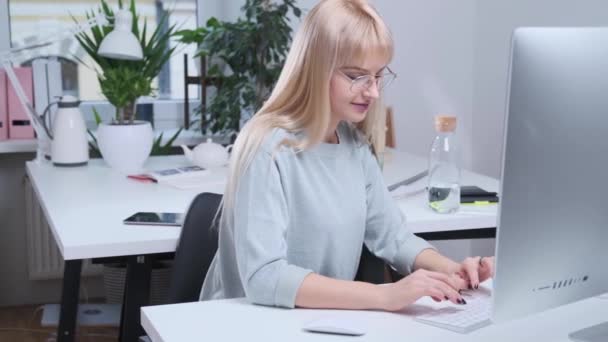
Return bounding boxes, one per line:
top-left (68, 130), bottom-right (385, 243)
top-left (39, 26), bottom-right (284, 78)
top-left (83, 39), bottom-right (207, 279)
top-left (414, 289), bottom-right (492, 333)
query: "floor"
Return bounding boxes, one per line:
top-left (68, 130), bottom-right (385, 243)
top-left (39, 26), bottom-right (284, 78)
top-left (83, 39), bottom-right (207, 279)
top-left (0, 305), bottom-right (118, 342)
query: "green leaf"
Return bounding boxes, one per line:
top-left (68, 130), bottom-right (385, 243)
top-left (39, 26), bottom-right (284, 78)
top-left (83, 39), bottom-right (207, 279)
top-left (140, 18), bottom-right (148, 47)
top-left (87, 129), bottom-right (100, 156)
top-left (101, 1), bottom-right (112, 18)
top-left (92, 107), bottom-right (103, 126)
top-left (154, 132), bottom-right (164, 146)
top-left (151, 128), bottom-right (182, 155)
top-left (206, 17), bottom-right (220, 28)
top-left (164, 127), bottom-right (183, 148)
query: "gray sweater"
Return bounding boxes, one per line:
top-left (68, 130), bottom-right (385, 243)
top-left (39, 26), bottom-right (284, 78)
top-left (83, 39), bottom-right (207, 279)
top-left (199, 122), bottom-right (433, 308)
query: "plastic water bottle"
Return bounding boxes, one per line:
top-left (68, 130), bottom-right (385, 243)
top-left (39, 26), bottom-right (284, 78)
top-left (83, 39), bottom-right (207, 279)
top-left (427, 115), bottom-right (461, 213)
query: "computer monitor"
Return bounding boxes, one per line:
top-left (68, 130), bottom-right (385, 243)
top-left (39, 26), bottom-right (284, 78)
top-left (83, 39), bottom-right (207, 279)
top-left (492, 27), bottom-right (608, 340)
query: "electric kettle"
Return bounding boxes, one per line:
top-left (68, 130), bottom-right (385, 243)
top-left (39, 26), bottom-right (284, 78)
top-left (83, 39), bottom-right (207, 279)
top-left (42, 95), bottom-right (89, 166)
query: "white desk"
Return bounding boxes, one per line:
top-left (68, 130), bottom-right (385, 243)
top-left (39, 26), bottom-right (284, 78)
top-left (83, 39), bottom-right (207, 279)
top-left (26, 155), bottom-right (225, 342)
top-left (141, 286), bottom-right (608, 342)
top-left (383, 150), bottom-right (498, 235)
top-left (25, 149), bottom-right (498, 342)
top-left (26, 150), bottom-right (498, 260)
top-left (26, 156), bottom-right (225, 260)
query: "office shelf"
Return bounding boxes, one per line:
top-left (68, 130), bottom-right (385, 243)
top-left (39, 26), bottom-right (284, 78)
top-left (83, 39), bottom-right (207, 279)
top-left (0, 139), bottom-right (37, 153)
top-left (0, 129), bottom-right (205, 155)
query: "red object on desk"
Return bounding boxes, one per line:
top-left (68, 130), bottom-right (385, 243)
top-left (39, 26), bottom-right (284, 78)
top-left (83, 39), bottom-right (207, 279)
top-left (127, 174), bottom-right (158, 183)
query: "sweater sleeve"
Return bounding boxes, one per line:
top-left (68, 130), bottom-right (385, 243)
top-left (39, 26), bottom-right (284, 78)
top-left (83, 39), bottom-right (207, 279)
top-left (361, 146), bottom-right (436, 275)
top-left (233, 149), bottom-right (312, 308)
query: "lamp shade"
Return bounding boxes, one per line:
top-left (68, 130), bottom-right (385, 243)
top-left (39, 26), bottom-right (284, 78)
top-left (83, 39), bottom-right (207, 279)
top-left (98, 10), bottom-right (143, 61)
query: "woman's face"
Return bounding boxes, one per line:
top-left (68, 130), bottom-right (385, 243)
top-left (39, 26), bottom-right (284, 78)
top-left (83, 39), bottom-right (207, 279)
top-left (329, 54), bottom-right (388, 124)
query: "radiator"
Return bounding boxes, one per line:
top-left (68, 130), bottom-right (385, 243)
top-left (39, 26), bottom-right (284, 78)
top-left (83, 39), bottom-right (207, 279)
top-left (24, 175), bottom-right (102, 280)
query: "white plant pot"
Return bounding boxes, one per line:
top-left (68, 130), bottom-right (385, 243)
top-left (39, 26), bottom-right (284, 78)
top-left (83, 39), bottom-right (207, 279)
top-left (97, 121), bottom-right (154, 174)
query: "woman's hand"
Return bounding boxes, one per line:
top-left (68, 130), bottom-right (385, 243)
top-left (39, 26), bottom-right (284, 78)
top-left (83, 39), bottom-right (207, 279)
top-left (452, 256), bottom-right (495, 289)
top-left (379, 269), bottom-right (468, 312)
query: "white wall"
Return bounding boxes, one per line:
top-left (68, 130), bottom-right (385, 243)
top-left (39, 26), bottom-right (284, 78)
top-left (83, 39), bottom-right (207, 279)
top-left (197, 0), bottom-right (221, 25)
top-left (472, 0), bottom-right (608, 178)
top-left (0, 0), bottom-right (8, 50)
top-left (366, 1), bottom-right (488, 262)
top-left (373, 0), bottom-right (476, 170)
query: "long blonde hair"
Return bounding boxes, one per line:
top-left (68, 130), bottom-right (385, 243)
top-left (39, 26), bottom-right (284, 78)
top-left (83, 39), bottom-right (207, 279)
top-left (218, 0), bottom-right (394, 229)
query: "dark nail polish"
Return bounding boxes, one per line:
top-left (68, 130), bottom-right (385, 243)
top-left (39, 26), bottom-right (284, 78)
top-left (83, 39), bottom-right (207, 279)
top-left (461, 298), bottom-right (467, 305)
top-left (458, 289), bottom-right (463, 294)
top-left (445, 296), bottom-right (449, 300)
top-left (475, 284), bottom-right (479, 290)
top-left (468, 284), bottom-right (473, 290)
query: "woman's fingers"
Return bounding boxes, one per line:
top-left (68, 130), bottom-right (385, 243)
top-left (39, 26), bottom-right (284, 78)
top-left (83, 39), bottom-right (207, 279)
top-left (418, 272), bottom-right (465, 304)
top-left (427, 287), bottom-right (448, 302)
top-left (429, 279), bottom-right (465, 305)
top-left (450, 273), bottom-right (468, 290)
top-left (479, 256), bottom-right (495, 282)
top-left (461, 257), bottom-right (480, 289)
top-left (456, 270), bottom-right (470, 286)
top-left (426, 270), bottom-right (467, 291)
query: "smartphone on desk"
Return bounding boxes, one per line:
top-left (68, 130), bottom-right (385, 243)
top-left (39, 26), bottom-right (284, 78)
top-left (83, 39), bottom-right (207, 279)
top-left (123, 212), bottom-right (185, 227)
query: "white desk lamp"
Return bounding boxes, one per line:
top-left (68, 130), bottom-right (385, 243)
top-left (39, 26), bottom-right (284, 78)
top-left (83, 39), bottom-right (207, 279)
top-left (0, 9), bottom-right (143, 161)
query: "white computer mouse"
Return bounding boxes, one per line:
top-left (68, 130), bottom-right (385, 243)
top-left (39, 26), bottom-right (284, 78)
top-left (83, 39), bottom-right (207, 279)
top-left (302, 317), bottom-right (366, 336)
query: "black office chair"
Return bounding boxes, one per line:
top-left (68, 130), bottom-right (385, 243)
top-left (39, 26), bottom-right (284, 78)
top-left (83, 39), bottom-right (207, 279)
top-left (166, 192), bottom-right (223, 304)
top-left (355, 245), bottom-right (391, 284)
top-left (139, 192), bottom-right (222, 342)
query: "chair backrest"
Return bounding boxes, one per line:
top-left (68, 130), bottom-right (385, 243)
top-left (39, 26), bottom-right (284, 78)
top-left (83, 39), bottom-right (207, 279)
top-left (355, 244), bottom-right (389, 284)
top-left (166, 192), bottom-right (222, 304)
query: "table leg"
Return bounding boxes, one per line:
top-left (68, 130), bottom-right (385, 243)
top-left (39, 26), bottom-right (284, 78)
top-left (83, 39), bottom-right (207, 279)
top-left (119, 255), bottom-right (152, 342)
top-left (57, 259), bottom-right (82, 342)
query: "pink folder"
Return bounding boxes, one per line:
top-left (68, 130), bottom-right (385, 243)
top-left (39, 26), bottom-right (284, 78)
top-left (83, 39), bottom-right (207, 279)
top-left (0, 70), bottom-right (7, 141)
top-left (7, 67), bottom-right (35, 139)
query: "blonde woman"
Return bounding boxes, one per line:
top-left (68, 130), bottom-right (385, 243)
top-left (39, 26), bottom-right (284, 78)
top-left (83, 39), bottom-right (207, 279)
top-left (200, 0), bottom-right (494, 311)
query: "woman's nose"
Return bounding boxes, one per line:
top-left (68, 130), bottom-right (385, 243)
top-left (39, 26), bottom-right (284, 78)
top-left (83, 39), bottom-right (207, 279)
top-left (363, 81), bottom-right (380, 99)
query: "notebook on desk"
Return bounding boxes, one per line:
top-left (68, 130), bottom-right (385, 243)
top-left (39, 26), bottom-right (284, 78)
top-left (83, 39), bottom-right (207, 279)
top-left (460, 185), bottom-right (499, 204)
top-left (129, 166), bottom-right (226, 190)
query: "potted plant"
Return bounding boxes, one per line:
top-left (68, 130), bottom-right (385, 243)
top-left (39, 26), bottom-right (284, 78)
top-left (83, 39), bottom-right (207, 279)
top-left (75, 0), bottom-right (179, 174)
top-left (174, 0), bottom-right (302, 139)
top-left (87, 108), bottom-right (183, 159)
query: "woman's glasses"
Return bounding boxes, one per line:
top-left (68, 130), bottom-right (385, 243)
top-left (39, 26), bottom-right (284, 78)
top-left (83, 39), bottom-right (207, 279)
top-left (338, 67), bottom-right (397, 93)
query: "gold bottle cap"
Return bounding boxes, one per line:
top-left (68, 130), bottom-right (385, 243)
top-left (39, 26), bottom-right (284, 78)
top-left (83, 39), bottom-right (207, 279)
top-left (434, 115), bottom-right (457, 132)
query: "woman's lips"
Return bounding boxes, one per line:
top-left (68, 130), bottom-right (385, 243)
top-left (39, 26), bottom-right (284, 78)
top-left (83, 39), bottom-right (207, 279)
top-left (352, 103), bottom-right (369, 112)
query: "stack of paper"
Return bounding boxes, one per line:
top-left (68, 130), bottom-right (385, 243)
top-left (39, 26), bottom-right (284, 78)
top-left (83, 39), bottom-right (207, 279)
top-left (132, 166), bottom-right (227, 190)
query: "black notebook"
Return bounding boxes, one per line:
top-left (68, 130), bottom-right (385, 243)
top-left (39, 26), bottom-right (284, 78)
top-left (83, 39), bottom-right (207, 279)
top-left (460, 185), bottom-right (499, 203)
